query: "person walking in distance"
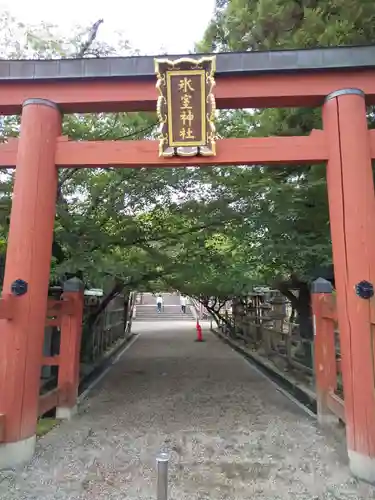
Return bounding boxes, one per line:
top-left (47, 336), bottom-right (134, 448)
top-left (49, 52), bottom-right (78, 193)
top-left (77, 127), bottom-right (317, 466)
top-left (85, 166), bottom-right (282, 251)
top-left (180, 294), bottom-right (187, 314)
top-left (156, 294), bottom-right (163, 313)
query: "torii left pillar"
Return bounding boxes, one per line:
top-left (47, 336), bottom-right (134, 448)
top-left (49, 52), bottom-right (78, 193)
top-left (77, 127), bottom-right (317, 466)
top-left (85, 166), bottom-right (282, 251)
top-left (0, 98), bottom-right (61, 468)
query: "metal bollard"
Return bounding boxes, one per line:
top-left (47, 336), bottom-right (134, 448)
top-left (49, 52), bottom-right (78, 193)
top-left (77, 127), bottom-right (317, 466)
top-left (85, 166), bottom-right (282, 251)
top-left (156, 452), bottom-right (170, 500)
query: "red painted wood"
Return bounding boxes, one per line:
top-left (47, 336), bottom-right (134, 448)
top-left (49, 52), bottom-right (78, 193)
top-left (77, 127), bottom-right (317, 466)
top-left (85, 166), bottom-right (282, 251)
top-left (46, 298), bottom-right (75, 326)
top-left (320, 294), bottom-right (338, 321)
top-left (0, 295), bottom-right (14, 320)
top-left (38, 388), bottom-right (60, 417)
top-left (57, 290), bottom-right (84, 409)
top-left (0, 133), bottom-right (329, 168)
top-left (45, 318), bottom-right (60, 327)
top-left (47, 299), bottom-right (63, 311)
top-left (41, 356), bottom-right (60, 367)
top-left (0, 414), bottom-right (5, 442)
top-left (47, 298), bottom-right (74, 316)
top-left (0, 101), bottom-right (61, 443)
top-left (327, 391), bottom-right (346, 423)
top-left (2, 129), bottom-right (375, 169)
top-left (0, 57), bottom-right (373, 473)
top-left (55, 132), bottom-right (328, 167)
top-left (323, 92), bottom-right (375, 458)
top-left (312, 293), bottom-right (338, 422)
top-left (0, 69), bottom-right (375, 114)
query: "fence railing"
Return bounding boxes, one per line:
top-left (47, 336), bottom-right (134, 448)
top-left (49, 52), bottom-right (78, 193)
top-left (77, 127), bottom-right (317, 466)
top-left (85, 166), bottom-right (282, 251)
top-left (188, 296), bottom-right (210, 320)
top-left (311, 279), bottom-right (344, 423)
top-left (39, 278), bottom-right (84, 418)
top-left (83, 292), bottom-right (134, 365)
top-left (209, 283), bottom-right (344, 424)
top-left (213, 297), bottom-right (313, 375)
top-left (38, 284), bottom-right (136, 418)
top-left (218, 315), bottom-right (313, 374)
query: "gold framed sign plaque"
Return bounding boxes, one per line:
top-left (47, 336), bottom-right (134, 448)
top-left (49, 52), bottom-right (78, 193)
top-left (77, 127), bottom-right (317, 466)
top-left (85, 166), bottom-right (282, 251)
top-left (154, 56), bottom-right (216, 157)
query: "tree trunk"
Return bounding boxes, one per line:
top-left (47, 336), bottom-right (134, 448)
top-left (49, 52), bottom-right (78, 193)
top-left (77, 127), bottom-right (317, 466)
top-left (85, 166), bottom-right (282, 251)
top-left (201, 299), bottom-right (228, 327)
top-left (275, 278), bottom-right (313, 367)
top-left (86, 279), bottom-right (124, 328)
top-left (276, 278), bottom-right (313, 340)
top-left (296, 283), bottom-right (313, 340)
top-left (289, 307), bottom-right (296, 323)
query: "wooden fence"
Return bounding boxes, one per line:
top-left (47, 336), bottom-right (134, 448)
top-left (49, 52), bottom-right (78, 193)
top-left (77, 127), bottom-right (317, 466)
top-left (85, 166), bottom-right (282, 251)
top-left (40, 285), bottom-right (136, 417)
top-left (0, 279), bottom-right (136, 444)
top-left (210, 283), bottom-right (344, 424)
top-left (39, 285), bottom-right (84, 417)
top-left (311, 279), bottom-right (344, 423)
top-left (188, 297), bottom-right (210, 320)
top-left (216, 293), bottom-right (314, 375)
top-left (0, 294), bottom-right (12, 439)
top-left (79, 292), bottom-right (135, 378)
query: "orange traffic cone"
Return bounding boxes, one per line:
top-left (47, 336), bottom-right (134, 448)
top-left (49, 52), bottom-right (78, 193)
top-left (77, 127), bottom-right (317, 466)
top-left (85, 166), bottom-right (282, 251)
top-left (195, 320), bottom-right (204, 342)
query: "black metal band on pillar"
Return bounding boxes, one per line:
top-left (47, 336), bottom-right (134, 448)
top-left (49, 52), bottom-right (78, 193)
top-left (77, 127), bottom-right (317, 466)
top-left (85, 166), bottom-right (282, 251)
top-left (22, 98), bottom-right (61, 112)
top-left (325, 88), bottom-right (365, 102)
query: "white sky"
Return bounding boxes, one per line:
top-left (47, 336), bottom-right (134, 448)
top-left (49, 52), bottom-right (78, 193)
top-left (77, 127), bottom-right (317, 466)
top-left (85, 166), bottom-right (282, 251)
top-left (0, 0), bottom-right (215, 55)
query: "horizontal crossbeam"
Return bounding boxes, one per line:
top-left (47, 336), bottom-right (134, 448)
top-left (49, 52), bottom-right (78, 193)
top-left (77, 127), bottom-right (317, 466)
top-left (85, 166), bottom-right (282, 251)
top-left (2, 130), bottom-right (375, 168)
top-left (0, 132), bottom-right (330, 167)
top-left (1, 69), bottom-right (375, 114)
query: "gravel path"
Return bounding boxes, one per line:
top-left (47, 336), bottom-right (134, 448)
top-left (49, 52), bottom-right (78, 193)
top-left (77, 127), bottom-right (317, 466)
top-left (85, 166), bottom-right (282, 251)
top-left (1, 321), bottom-right (375, 500)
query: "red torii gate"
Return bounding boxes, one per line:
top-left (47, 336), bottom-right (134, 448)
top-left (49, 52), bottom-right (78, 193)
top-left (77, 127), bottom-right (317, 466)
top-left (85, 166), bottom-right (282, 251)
top-left (0, 45), bottom-right (375, 481)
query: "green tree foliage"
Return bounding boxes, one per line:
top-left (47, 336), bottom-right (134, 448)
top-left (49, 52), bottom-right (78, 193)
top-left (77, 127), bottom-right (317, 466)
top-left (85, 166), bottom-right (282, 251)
top-left (1, 4), bottom-right (375, 340)
top-left (193, 0), bottom-right (375, 338)
top-left (0, 14), bottom-right (251, 310)
top-left (197, 0), bottom-right (375, 52)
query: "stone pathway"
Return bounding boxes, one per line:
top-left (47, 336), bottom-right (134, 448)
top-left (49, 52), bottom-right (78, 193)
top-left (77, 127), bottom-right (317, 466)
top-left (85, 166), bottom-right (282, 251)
top-left (1, 321), bottom-right (375, 499)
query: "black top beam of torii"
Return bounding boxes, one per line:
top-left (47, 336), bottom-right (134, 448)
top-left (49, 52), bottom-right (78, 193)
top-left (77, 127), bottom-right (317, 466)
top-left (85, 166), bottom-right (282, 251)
top-left (0, 45), bottom-right (374, 81)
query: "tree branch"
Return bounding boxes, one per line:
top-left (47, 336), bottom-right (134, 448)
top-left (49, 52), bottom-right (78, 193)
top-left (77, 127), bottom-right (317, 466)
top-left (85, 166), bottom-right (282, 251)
top-left (274, 280), bottom-right (299, 310)
top-left (76, 19), bottom-right (104, 58)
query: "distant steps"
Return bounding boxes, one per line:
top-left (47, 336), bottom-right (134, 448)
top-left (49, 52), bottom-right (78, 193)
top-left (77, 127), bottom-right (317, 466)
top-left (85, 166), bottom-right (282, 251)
top-left (134, 300), bottom-right (196, 322)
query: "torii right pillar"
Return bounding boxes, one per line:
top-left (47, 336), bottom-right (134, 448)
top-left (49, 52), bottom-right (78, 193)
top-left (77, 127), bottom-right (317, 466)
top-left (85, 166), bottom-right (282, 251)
top-left (323, 88), bottom-right (375, 483)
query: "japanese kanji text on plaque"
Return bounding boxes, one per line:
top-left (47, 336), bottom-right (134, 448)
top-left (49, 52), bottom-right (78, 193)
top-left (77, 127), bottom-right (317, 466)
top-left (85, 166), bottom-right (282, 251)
top-left (154, 56), bottom-right (216, 157)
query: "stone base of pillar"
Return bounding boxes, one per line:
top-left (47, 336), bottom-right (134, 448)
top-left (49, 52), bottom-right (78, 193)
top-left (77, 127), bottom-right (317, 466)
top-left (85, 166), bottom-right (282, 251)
top-left (349, 450), bottom-right (375, 484)
top-left (56, 405), bottom-right (77, 420)
top-left (0, 435), bottom-right (36, 470)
